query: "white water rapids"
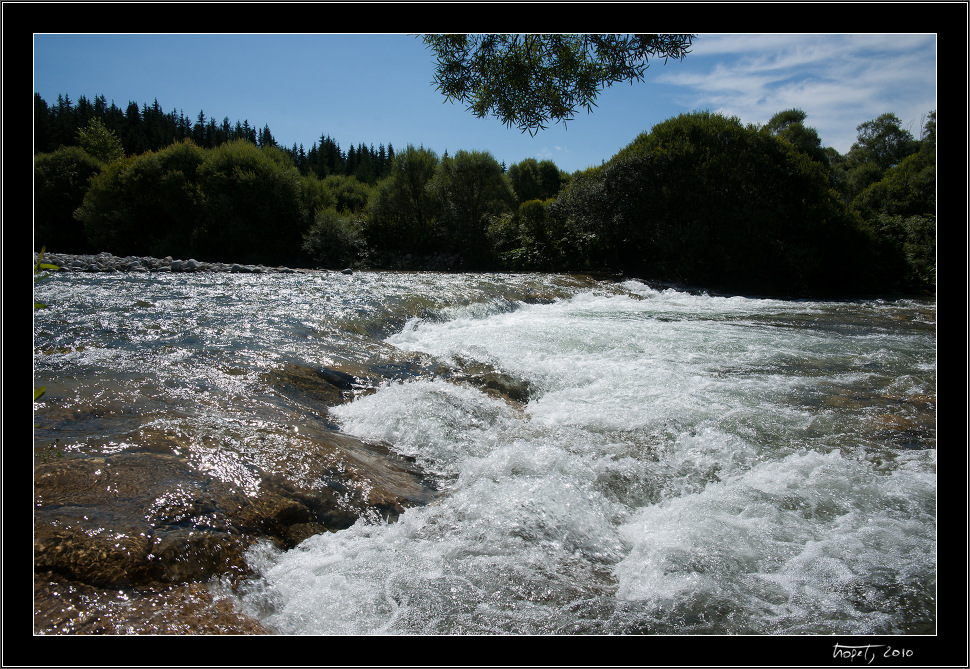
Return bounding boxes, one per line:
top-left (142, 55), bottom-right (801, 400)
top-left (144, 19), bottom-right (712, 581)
top-left (218, 278), bottom-right (936, 636)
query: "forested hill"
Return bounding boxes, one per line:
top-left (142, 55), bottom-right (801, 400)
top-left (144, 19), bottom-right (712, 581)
top-left (33, 92), bottom-right (396, 183)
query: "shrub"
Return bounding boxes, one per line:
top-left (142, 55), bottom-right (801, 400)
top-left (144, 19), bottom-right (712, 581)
top-left (364, 145), bottom-right (440, 256)
top-left (321, 174), bottom-right (373, 214)
top-left (552, 111), bottom-right (878, 295)
top-left (195, 140), bottom-right (307, 264)
top-left (35, 146), bottom-right (103, 252)
top-left (301, 207), bottom-right (364, 268)
top-left (425, 149), bottom-right (516, 263)
top-left (75, 140), bottom-right (206, 257)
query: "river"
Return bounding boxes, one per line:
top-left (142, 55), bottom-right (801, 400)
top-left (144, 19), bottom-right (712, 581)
top-left (32, 270), bottom-right (936, 636)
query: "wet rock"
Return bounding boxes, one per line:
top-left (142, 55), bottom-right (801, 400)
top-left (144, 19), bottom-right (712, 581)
top-left (34, 450), bottom-right (250, 588)
top-left (263, 362), bottom-right (373, 409)
top-left (434, 355), bottom-right (536, 405)
top-left (34, 427), bottom-right (438, 592)
top-left (34, 576), bottom-right (270, 635)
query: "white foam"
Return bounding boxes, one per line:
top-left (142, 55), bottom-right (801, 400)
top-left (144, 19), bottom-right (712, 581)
top-left (238, 285), bottom-right (936, 634)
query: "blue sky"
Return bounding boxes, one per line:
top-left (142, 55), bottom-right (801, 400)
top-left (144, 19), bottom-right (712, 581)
top-left (33, 33), bottom-right (937, 174)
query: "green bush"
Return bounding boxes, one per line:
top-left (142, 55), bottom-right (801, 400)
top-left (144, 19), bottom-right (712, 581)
top-left (425, 149), bottom-right (516, 263)
top-left (76, 117), bottom-right (124, 163)
top-left (322, 174), bottom-right (373, 214)
top-left (507, 158), bottom-right (569, 206)
top-left (301, 207), bottom-right (364, 268)
top-left (490, 198), bottom-right (570, 270)
top-left (34, 146), bottom-right (103, 252)
top-left (75, 140), bottom-right (206, 257)
top-left (364, 145), bottom-right (440, 256)
top-left (76, 153), bottom-right (162, 256)
top-left (852, 150), bottom-right (936, 221)
top-left (552, 111), bottom-right (878, 295)
top-left (195, 140), bottom-right (307, 264)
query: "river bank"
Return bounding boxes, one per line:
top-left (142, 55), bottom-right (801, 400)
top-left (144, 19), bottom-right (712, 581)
top-left (35, 249), bottom-right (934, 303)
top-left (36, 250), bottom-right (312, 275)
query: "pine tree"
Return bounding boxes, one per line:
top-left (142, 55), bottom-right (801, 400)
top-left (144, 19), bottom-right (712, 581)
top-left (258, 124), bottom-right (275, 147)
top-left (125, 101), bottom-right (145, 154)
top-left (193, 110), bottom-right (207, 146)
top-left (34, 93), bottom-right (52, 153)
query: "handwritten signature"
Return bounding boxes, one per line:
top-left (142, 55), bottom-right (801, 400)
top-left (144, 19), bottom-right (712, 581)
top-left (833, 643), bottom-right (914, 664)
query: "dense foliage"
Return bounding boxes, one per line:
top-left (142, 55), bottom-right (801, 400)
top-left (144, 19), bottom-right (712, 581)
top-left (423, 34), bottom-right (694, 135)
top-left (547, 112), bottom-right (881, 294)
top-left (34, 91), bottom-right (935, 295)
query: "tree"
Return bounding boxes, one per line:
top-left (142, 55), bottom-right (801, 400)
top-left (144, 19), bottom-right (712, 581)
top-left (551, 111), bottom-right (879, 295)
top-left (76, 117), bottom-right (124, 163)
top-left (193, 109), bottom-right (207, 146)
top-left (762, 108), bottom-right (828, 165)
top-left (364, 145), bottom-right (440, 255)
top-left (258, 124), bottom-right (276, 148)
top-left (507, 158), bottom-right (568, 205)
top-left (838, 112), bottom-right (921, 202)
top-left (34, 93), bottom-right (53, 154)
top-left (847, 112), bottom-right (919, 173)
top-left (301, 207), bottom-right (364, 269)
top-left (426, 149), bottom-right (517, 261)
top-left (493, 197), bottom-right (570, 269)
top-left (507, 158), bottom-right (542, 203)
top-left (34, 146), bottom-right (103, 252)
top-left (75, 139), bottom-right (207, 257)
top-left (421, 34), bottom-right (694, 135)
top-left (195, 140), bottom-right (307, 263)
top-left (322, 174), bottom-right (373, 213)
top-left (125, 101), bottom-right (147, 154)
top-left (850, 110), bottom-right (936, 289)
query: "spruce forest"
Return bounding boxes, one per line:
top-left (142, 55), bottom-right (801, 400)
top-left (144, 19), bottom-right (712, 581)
top-left (34, 92), bottom-right (936, 297)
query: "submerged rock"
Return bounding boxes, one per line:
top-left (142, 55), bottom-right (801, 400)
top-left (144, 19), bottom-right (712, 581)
top-left (34, 427), bottom-right (436, 590)
top-left (33, 415), bottom-right (438, 637)
top-left (34, 576), bottom-right (271, 635)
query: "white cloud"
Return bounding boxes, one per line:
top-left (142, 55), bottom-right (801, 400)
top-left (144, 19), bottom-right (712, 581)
top-left (658, 34), bottom-right (937, 153)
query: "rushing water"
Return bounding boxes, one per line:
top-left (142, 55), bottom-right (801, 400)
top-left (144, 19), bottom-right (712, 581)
top-left (33, 270), bottom-right (936, 636)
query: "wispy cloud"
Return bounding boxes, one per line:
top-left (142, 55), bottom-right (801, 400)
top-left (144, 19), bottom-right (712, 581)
top-left (658, 34), bottom-right (937, 153)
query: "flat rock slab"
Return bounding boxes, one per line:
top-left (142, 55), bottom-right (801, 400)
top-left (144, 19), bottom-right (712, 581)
top-left (34, 576), bottom-right (270, 635)
top-left (35, 427), bottom-right (437, 591)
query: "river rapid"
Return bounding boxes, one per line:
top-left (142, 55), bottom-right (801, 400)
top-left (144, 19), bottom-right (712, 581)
top-left (32, 269), bottom-right (936, 636)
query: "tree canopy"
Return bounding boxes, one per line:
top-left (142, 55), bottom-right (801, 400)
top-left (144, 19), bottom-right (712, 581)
top-left (421, 34), bottom-right (695, 135)
top-left (762, 108), bottom-right (828, 165)
top-left (550, 111), bottom-right (880, 295)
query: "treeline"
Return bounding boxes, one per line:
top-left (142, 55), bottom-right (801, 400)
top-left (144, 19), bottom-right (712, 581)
top-left (33, 91), bottom-right (935, 296)
top-left (33, 93), bottom-right (397, 183)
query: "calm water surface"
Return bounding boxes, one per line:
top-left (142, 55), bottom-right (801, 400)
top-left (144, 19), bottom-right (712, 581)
top-left (33, 271), bottom-right (937, 635)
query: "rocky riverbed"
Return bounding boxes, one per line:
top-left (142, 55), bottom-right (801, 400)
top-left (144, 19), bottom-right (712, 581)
top-left (33, 356), bottom-right (447, 634)
top-left (33, 262), bottom-right (545, 634)
top-left (35, 250), bottom-right (476, 275)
